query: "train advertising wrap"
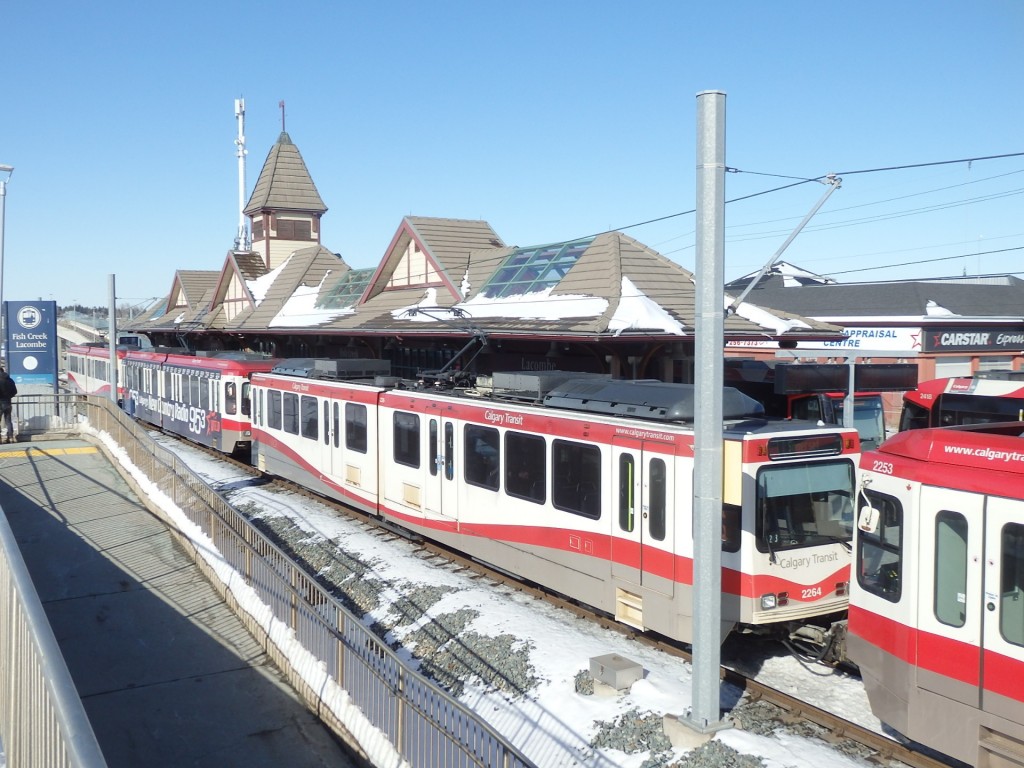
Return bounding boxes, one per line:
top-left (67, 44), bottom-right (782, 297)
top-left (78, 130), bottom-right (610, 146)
top-left (4, 300), bottom-right (58, 387)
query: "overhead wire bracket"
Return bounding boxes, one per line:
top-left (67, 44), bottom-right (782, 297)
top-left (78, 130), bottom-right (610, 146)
top-left (726, 172), bottom-right (842, 315)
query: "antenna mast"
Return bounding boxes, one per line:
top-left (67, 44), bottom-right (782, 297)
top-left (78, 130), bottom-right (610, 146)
top-left (234, 98), bottom-right (250, 251)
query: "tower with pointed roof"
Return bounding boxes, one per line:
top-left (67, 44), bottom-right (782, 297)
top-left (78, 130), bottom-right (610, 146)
top-left (244, 131), bottom-right (328, 270)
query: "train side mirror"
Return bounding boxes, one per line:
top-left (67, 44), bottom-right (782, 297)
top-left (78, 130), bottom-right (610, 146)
top-left (858, 505), bottom-right (880, 534)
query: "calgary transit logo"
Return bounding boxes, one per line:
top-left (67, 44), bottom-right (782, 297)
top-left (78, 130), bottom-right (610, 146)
top-left (16, 305), bottom-right (42, 330)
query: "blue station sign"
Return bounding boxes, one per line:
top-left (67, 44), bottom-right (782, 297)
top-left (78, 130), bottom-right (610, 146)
top-left (4, 300), bottom-right (58, 387)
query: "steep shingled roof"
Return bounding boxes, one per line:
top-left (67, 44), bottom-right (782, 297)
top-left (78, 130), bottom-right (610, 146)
top-left (359, 216), bottom-right (504, 305)
top-left (243, 132), bottom-right (327, 215)
top-left (235, 224), bottom-right (839, 339)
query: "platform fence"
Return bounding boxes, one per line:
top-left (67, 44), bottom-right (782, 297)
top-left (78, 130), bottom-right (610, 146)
top-left (72, 395), bottom-right (534, 768)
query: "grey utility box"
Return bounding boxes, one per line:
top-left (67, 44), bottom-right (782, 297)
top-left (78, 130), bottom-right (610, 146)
top-left (590, 653), bottom-right (643, 691)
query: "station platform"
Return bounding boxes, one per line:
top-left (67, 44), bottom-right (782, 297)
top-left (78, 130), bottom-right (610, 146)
top-left (0, 439), bottom-right (365, 768)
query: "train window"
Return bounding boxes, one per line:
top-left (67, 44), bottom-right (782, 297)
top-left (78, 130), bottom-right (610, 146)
top-left (332, 402), bottom-right (340, 449)
top-left (225, 382), bottom-right (237, 415)
top-left (551, 439), bottom-right (601, 519)
top-left (189, 375), bottom-right (200, 406)
top-left (649, 458), bottom-right (666, 541)
top-left (722, 504), bottom-right (741, 553)
top-left (268, 390), bottom-right (282, 430)
top-left (282, 392), bottom-right (299, 434)
top-left (618, 454), bottom-right (635, 532)
top-left (200, 377), bottom-right (210, 411)
top-left (323, 401), bottom-right (331, 445)
top-left (1001, 523), bottom-right (1024, 647)
top-left (394, 411), bottom-right (420, 468)
top-left (238, 382), bottom-right (248, 416)
top-left (938, 394), bottom-right (1024, 428)
top-left (444, 422), bottom-right (454, 480)
top-left (934, 511), bottom-right (968, 628)
top-left (465, 425), bottom-right (500, 491)
top-left (755, 460), bottom-right (854, 554)
top-left (301, 395), bottom-right (318, 440)
top-left (429, 419), bottom-right (438, 477)
top-left (346, 403), bottom-right (367, 453)
top-left (856, 490), bottom-right (903, 602)
top-left (504, 431), bottom-right (545, 504)
top-left (790, 395), bottom-right (822, 422)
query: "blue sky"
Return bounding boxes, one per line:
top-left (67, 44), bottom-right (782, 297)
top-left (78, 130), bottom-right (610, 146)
top-left (3, 1), bottom-right (1022, 309)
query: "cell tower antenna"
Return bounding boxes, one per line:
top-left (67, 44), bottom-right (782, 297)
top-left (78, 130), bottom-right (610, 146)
top-left (233, 97), bottom-right (250, 251)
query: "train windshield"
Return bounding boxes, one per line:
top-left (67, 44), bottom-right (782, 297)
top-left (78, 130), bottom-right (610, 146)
top-left (755, 459), bottom-right (855, 555)
top-left (833, 396), bottom-right (886, 449)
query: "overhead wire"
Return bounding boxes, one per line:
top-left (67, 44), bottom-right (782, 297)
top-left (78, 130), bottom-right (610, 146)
top-left (452, 151), bottom-right (1024, 283)
top-left (580, 150), bottom-right (1024, 243)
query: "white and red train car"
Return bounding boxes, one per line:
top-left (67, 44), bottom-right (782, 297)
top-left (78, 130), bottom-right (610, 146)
top-left (900, 371), bottom-right (1024, 430)
top-left (251, 362), bottom-right (861, 649)
top-left (122, 349), bottom-right (279, 454)
top-left (848, 422), bottom-right (1024, 767)
top-left (66, 342), bottom-right (132, 401)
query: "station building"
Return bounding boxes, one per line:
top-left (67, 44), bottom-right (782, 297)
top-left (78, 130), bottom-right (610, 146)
top-left (127, 130), bottom-right (849, 381)
top-left (128, 130), bottom-right (1023, 394)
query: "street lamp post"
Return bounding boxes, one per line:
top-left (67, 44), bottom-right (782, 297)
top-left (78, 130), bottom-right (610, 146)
top-left (0, 164), bottom-right (13, 362)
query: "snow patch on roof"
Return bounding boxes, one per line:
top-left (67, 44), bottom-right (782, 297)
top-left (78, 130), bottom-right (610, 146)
top-left (774, 261), bottom-right (835, 284)
top-left (247, 256), bottom-right (292, 306)
top-left (925, 299), bottom-right (959, 316)
top-left (391, 288), bottom-right (441, 322)
top-left (457, 286), bottom-right (608, 320)
top-left (734, 261), bottom-right (836, 287)
top-left (728, 294), bottom-right (812, 334)
top-left (609, 277), bottom-right (685, 335)
top-left (268, 272), bottom-right (354, 327)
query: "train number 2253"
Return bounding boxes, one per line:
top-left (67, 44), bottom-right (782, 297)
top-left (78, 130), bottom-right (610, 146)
top-left (871, 460), bottom-right (894, 475)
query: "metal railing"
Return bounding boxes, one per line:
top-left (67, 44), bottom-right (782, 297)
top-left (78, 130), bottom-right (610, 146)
top-left (0, 395), bottom-right (107, 768)
top-left (75, 396), bottom-right (535, 768)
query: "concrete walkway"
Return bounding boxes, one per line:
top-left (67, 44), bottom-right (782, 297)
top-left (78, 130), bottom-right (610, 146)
top-left (0, 440), bottom-right (367, 768)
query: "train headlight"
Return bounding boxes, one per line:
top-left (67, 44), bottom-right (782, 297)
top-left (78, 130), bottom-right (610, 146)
top-left (760, 594), bottom-right (777, 610)
top-left (835, 581), bottom-right (849, 596)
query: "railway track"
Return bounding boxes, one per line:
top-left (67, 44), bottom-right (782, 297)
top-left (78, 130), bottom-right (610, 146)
top-left (165, 433), bottom-right (961, 768)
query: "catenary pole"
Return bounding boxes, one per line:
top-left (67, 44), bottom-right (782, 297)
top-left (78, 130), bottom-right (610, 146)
top-left (108, 274), bottom-right (117, 404)
top-left (688, 90), bottom-right (726, 733)
top-left (0, 164), bottom-right (13, 361)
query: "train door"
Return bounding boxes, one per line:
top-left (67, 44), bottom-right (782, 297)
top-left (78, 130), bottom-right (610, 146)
top-left (981, 495), bottom-right (1024, 723)
top-left (610, 438), bottom-right (675, 596)
top-left (324, 398), bottom-right (340, 478)
top-left (917, 486), bottom-right (984, 706)
top-left (422, 417), bottom-right (457, 519)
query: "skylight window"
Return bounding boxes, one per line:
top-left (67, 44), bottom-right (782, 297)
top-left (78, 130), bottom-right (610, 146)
top-left (316, 268), bottom-right (374, 309)
top-left (481, 237), bottom-right (594, 299)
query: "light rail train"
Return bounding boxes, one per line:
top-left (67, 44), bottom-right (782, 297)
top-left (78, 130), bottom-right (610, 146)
top-left (250, 360), bottom-right (860, 650)
top-left (67, 343), bottom-right (279, 454)
top-left (67, 345), bottom-right (862, 652)
top-left (848, 422), bottom-right (1024, 767)
top-left (900, 371), bottom-right (1024, 431)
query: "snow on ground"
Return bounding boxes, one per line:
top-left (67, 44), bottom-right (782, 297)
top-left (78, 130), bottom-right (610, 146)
top-left (116, 430), bottom-right (899, 768)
